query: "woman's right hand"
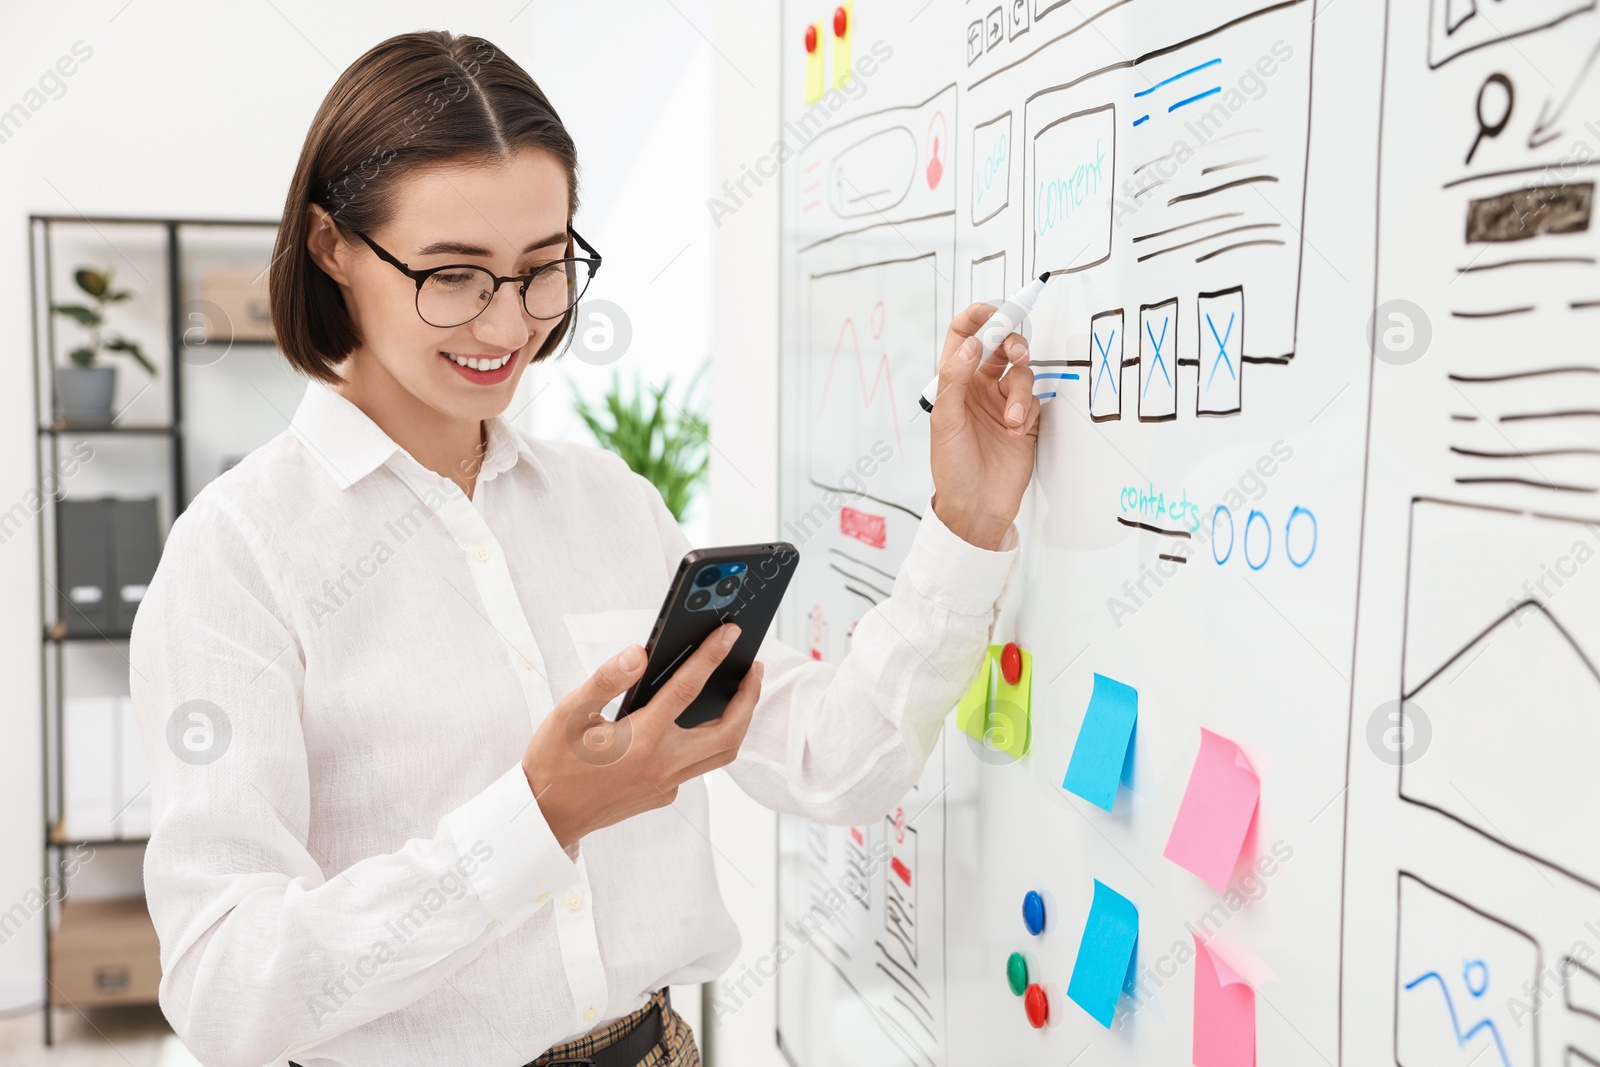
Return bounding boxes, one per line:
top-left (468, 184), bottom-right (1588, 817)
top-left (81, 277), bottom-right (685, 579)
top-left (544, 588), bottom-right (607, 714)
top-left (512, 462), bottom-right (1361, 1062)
top-left (520, 622), bottom-right (762, 850)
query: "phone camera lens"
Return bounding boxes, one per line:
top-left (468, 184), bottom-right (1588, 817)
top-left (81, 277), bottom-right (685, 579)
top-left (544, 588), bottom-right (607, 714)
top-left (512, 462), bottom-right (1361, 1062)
top-left (695, 566), bottom-right (720, 588)
top-left (715, 576), bottom-right (742, 597)
top-left (687, 589), bottom-right (712, 610)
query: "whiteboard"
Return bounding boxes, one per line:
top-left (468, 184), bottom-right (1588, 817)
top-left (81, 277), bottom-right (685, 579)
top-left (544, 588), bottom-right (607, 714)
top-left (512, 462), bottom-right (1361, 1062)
top-left (771, 1), bottom-right (1600, 1065)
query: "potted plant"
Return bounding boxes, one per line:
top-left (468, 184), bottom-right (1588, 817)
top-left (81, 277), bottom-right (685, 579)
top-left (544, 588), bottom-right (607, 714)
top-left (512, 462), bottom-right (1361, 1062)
top-left (571, 363), bottom-right (709, 522)
top-left (51, 267), bottom-right (156, 424)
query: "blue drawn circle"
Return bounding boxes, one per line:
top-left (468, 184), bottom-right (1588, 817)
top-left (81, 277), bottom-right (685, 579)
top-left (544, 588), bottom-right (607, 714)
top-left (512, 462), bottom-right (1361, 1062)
top-left (1463, 959), bottom-right (1489, 997)
top-left (1211, 506), bottom-right (1234, 565)
top-left (1245, 509), bottom-right (1271, 570)
top-left (1286, 506), bottom-right (1318, 568)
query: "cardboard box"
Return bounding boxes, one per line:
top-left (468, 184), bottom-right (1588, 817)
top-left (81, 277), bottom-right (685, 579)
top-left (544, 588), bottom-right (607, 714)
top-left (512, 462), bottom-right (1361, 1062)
top-left (200, 266), bottom-right (276, 342)
top-left (51, 897), bottom-right (161, 1006)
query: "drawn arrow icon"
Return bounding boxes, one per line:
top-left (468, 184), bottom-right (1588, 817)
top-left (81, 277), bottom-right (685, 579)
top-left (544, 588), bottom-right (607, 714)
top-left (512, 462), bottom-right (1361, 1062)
top-left (1530, 37), bottom-right (1600, 149)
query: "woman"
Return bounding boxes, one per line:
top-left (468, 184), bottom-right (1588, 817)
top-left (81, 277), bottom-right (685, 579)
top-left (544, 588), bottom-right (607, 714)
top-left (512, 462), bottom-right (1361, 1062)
top-left (131, 29), bottom-right (1039, 1067)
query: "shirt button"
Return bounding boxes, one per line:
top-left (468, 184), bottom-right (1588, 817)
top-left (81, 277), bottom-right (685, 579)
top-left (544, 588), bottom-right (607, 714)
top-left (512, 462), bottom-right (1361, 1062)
top-left (535, 892), bottom-right (551, 904)
top-left (519, 655), bottom-right (536, 670)
top-left (565, 891), bottom-right (582, 910)
top-left (583, 1006), bottom-right (599, 1023)
top-left (474, 547), bottom-right (491, 563)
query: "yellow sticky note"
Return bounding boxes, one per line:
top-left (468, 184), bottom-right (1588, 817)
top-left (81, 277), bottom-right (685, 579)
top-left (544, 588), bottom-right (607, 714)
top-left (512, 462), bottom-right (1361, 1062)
top-left (990, 645), bottom-right (1032, 758)
top-left (956, 647), bottom-right (993, 741)
top-left (832, 2), bottom-right (854, 91)
top-left (804, 22), bottom-right (825, 104)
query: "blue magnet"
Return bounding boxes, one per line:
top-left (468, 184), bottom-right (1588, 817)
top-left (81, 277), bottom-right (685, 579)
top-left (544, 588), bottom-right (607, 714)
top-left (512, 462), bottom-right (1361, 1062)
top-left (1023, 890), bottom-right (1046, 936)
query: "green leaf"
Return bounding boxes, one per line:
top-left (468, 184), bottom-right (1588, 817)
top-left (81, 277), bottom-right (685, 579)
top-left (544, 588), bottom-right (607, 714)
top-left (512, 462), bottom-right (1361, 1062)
top-left (104, 337), bottom-right (158, 377)
top-left (67, 346), bottom-right (96, 367)
top-left (569, 362), bottom-right (711, 522)
top-left (52, 303), bottom-right (101, 327)
top-left (105, 290), bottom-right (134, 303)
top-left (74, 268), bottom-right (108, 298)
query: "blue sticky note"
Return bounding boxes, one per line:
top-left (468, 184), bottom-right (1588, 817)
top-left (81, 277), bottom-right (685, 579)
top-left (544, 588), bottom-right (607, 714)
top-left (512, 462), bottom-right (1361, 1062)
top-left (1067, 879), bottom-right (1140, 1028)
top-left (1062, 673), bottom-right (1138, 811)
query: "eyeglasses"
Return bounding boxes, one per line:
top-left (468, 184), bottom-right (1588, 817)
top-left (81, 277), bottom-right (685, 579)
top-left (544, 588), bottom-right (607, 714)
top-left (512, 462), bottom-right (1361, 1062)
top-left (347, 225), bottom-right (601, 328)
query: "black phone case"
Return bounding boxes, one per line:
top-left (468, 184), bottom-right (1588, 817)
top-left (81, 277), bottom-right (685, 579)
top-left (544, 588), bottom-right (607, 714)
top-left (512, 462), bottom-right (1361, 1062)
top-left (617, 542), bottom-right (799, 727)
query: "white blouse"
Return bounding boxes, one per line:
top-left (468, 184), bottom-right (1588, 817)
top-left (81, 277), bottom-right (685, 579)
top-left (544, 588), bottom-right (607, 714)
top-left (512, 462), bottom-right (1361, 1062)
top-left (129, 378), bottom-right (1018, 1067)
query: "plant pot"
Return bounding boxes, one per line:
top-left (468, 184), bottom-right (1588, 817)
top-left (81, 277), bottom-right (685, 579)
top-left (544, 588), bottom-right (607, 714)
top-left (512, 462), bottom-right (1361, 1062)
top-left (54, 365), bottom-right (117, 424)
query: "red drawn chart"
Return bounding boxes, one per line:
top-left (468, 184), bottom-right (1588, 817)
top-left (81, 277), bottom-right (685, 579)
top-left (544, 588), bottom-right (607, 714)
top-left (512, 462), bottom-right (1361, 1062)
top-left (806, 256), bottom-right (938, 518)
top-left (815, 300), bottom-right (907, 454)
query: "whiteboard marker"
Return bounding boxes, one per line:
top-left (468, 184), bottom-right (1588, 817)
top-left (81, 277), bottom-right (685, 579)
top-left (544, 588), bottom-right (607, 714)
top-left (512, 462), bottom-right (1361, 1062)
top-left (918, 271), bottom-right (1052, 413)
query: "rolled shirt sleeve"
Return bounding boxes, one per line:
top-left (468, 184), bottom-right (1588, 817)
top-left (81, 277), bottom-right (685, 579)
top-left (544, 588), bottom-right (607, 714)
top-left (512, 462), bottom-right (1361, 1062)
top-left (635, 471), bottom-right (1020, 826)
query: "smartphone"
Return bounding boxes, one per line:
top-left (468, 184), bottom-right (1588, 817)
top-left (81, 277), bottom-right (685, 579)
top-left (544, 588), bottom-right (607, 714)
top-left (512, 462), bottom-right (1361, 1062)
top-left (616, 542), bottom-right (800, 727)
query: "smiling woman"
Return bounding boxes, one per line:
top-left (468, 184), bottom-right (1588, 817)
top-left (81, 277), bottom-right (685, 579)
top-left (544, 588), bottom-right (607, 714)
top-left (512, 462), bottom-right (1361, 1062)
top-left (130, 26), bottom-right (1033, 1067)
top-left (267, 30), bottom-right (586, 458)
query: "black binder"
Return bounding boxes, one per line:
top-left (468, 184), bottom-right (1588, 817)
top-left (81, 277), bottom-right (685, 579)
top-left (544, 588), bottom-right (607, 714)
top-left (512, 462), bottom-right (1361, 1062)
top-left (56, 499), bottom-right (110, 637)
top-left (110, 498), bottom-right (159, 633)
top-left (55, 497), bottom-right (161, 638)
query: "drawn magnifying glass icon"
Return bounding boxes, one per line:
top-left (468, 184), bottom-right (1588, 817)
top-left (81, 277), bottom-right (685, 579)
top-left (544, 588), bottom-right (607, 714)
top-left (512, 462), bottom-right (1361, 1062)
top-left (1466, 73), bottom-right (1513, 165)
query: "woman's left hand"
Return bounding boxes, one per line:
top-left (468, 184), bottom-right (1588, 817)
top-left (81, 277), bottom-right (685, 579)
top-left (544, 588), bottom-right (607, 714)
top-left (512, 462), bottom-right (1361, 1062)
top-left (928, 302), bottom-right (1039, 551)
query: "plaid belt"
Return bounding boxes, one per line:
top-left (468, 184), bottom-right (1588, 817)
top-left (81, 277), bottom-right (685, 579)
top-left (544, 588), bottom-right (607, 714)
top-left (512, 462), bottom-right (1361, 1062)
top-left (526, 987), bottom-right (697, 1067)
top-left (285, 987), bottom-right (696, 1067)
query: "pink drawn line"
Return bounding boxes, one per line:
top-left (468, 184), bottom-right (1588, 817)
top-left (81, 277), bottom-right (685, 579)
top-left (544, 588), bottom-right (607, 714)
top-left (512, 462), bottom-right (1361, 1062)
top-left (815, 315), bottom-right (906, 452)
top-left (803, 180), bottom-right (822, 193)
top-left (804, 159), bottom-right (823, 173)
top-left (802, 200), bottom-right (821, 212)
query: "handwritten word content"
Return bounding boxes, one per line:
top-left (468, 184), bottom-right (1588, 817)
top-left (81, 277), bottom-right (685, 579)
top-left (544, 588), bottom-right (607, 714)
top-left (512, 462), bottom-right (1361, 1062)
top-left (1033, 107), bottom-right (1115, 273)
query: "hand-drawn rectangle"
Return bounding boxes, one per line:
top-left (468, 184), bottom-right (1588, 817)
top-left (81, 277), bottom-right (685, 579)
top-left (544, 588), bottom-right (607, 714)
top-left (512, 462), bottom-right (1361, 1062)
top-left (1465, 183), bottom-right (1594, 243)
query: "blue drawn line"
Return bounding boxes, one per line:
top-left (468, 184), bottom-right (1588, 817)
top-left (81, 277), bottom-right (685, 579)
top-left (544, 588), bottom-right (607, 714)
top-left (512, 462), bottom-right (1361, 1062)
top-left (1205, 312), bottom-right (1236, 389)
top-left (1035, 391), bottom-right (1058, 400)
top-left (1403, 971), bottom-right (1512, 1067)
top-left (1169, 86), bottom-right (1223, 113)
top-left (1092, 329), bottom-right (1118, 402)
top-left (1035, 372), bottom-right (1080, 380)
top-left (1143, 318), bottom-right (1171, 397)
top-left (1132, 115), bottom-right (1150, 127)
top-left (1133, 58), bottom-right (1221, 98)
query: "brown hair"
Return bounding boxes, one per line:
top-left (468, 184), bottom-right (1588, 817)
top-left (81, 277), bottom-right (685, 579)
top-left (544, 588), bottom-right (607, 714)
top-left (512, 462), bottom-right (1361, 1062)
top-left (270, 30), bottom-right (581, 383)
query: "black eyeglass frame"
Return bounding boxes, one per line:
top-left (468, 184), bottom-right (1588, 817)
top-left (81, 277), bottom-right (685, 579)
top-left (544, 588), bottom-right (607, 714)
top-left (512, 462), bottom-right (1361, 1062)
top-left (346, 224), bottom-right (602, 326)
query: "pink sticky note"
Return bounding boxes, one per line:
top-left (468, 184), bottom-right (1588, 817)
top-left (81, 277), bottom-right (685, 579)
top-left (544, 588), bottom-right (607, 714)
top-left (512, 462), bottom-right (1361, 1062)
top-left (1163, 728), bottom-right (1259, 890)
top-left (1192, 935), bottom-right (1255, 1067)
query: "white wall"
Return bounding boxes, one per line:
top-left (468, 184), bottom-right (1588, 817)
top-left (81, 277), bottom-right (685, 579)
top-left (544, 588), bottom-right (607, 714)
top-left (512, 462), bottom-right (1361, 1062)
top-left (0, 0), bottom-right (714, 1019)
top-left (703, 3), bottom-right (785, 1065)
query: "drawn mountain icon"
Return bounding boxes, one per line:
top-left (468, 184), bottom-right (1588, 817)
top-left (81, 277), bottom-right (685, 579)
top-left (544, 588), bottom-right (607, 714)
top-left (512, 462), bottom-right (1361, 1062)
top-left (1445, 0), bottom-right (1477, 34)
top-left (1403, 600), bottom-right (1600, 890)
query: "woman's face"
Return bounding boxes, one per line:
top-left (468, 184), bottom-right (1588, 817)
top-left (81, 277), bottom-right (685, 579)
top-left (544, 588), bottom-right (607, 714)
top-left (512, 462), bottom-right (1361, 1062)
top-left (312, 147), bottom-right (573, 423)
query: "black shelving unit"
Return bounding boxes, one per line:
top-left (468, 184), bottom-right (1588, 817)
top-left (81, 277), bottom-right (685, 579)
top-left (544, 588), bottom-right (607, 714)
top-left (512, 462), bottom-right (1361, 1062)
top-left (28, 213), bottom-right (282, 1045)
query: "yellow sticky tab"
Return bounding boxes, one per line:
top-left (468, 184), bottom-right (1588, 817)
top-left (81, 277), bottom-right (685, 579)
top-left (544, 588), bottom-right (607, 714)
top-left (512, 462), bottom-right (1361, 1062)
top-left (991, 646), bottom-right (1032, 758)
top-left (805, 22), bottom-right (826, 104)
top-left (832, 2), bottom-right (854, 91)
top-left (956, 647), bottom-right (993, 741)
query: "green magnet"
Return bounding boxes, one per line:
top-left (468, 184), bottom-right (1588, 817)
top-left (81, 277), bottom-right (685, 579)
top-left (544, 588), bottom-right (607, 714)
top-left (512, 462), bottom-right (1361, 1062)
top-left (1007, 951), bottom-right (1028, 996)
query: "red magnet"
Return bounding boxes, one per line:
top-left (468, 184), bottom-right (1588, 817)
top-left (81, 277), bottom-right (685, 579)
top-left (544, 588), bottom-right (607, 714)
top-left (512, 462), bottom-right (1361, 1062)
top-left (1001, 642), bottom-right (1022, 686)
top-left (833, 6), bottom-right (848, 36)
top-left (805, 24), bottom-right (818, 53)
top-left (1024, 983), bottom-right (1048, 1028)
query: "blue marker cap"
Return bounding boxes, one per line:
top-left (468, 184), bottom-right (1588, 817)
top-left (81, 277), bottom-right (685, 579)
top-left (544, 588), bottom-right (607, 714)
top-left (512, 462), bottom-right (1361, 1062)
top-left (1023, 890), bottom-right (1046, 936)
